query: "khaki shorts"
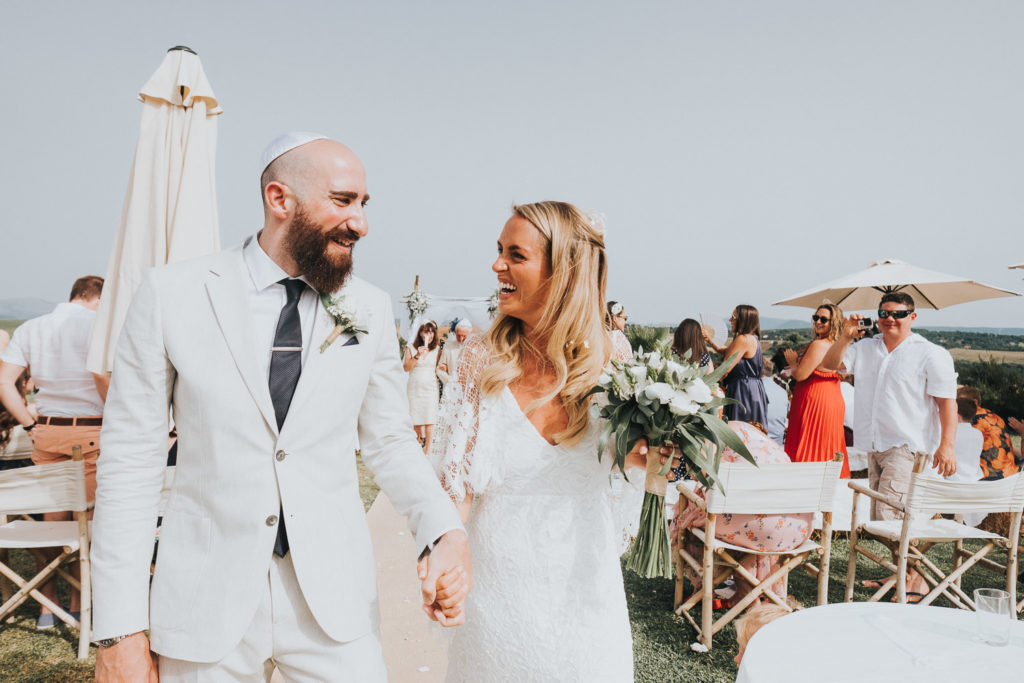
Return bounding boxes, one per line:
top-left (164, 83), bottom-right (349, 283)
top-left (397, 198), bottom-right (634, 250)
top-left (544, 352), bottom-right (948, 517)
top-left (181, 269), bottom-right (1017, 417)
top-left (31, 421), bottom-right (101, 502)
top-left (866, 444), bottom-right (924, 521)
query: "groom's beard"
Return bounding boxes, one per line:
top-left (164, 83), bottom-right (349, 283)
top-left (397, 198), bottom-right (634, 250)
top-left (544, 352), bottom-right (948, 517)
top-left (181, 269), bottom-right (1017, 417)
top-left (284, 204), bottom-right (357, 294)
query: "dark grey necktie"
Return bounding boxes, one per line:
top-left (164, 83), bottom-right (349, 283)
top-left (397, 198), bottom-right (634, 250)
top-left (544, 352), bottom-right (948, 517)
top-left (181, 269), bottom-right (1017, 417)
top-left (269, 277), bottom-right (306, 557)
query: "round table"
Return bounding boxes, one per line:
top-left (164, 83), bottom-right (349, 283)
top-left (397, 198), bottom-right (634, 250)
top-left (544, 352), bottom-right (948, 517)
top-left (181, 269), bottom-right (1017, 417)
top-left (736, 602), bottom-right (1024, 683)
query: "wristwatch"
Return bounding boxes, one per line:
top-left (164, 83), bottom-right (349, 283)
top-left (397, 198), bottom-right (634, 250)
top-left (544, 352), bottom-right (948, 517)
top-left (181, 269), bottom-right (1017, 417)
top-left (95, 633), bottom-right (133, 648)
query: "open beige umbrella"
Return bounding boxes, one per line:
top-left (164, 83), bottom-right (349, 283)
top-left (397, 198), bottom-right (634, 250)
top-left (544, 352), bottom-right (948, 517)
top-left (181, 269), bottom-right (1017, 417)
top-left (773, 258), bottom-right (1020, 311)
top-left (87, 46), bottom-right (222, 374)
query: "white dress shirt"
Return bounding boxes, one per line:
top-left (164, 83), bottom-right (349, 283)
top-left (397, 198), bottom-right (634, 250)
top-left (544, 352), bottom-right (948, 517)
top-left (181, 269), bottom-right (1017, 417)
top-left (844, 333), bottom-right (957, 454)
top-left (242, 235), bottom-right (319, 377)
top-left (2, 302), bottom-right (104, 416)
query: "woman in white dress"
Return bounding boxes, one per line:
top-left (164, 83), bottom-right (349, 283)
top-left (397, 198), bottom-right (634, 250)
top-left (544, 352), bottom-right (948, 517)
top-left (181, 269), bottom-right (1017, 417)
top-left (404, 320), bottom-right (440, 452)
top-left (431, 201), bottom-right (646, 682)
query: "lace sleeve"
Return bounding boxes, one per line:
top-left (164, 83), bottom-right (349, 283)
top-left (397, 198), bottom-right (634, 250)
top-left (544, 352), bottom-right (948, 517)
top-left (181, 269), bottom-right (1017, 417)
top-left (610, 329), bottom-right (632, 362)
top-left (430, 334), bottom-right (490, 504)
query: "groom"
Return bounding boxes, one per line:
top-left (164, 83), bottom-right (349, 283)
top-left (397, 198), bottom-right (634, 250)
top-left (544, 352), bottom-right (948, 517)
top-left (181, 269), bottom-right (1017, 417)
top-left (92, 134), bottom-right (470, 680)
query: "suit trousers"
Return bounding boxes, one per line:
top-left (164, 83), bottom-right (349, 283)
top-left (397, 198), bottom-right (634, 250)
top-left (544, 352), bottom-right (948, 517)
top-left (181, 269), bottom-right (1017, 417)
top-left (158, 554), bottom-right (386, 682)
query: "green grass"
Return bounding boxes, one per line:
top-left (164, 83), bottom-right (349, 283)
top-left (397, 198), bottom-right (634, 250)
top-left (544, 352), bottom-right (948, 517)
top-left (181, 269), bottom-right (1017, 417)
top-left (0, 319), bottom-right (25, 335)
top-left (3, 471), bottom-right (1019, 682)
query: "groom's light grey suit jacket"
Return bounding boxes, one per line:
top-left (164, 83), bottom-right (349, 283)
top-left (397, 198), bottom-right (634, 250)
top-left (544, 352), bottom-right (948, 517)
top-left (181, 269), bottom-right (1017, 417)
top-left (90, 244), bottom-right (462, 662)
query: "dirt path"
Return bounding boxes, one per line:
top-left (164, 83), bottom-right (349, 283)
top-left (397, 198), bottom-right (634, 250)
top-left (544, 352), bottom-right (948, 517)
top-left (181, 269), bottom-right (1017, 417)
top-left (271, 493), bottom-right (448, 682)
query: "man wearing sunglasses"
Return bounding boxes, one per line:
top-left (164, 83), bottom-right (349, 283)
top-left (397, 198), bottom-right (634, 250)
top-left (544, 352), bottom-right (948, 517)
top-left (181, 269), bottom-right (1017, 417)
top-left (822, 292), bottom-right (958, 522)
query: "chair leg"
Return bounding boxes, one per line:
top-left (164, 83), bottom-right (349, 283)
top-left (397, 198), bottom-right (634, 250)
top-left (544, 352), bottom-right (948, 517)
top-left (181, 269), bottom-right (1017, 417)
top-left (845, 492), bottom-right (861, 603)
top-left (701, 515), bottom-right (717, 650)
top-left (819, 513), bottom-right (833, 606)
top-left (77, 536), bottom-right (91, 659)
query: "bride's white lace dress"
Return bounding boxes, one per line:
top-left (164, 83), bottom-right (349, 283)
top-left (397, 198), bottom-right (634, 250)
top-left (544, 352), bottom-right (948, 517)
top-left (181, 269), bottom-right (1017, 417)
top-left (432, 334), bottom-right (635, 682)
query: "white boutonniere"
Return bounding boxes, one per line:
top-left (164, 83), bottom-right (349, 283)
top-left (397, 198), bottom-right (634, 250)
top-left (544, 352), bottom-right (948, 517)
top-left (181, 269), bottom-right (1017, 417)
top-left (319, 292), bottom-right (368, 352)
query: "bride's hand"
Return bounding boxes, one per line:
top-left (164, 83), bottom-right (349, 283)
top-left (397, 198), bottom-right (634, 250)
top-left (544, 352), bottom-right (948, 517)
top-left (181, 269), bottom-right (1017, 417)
top-left (623, 439), bottom-right (649, 469)
top-left (426, 568), bottom-right (469, 625)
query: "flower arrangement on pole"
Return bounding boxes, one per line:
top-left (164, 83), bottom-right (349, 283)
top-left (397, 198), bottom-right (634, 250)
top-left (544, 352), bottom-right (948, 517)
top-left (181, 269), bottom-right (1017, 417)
top-left (591, 343), bottom-right (753, 578)
top-left (401, 289), bottom-right (429, 325)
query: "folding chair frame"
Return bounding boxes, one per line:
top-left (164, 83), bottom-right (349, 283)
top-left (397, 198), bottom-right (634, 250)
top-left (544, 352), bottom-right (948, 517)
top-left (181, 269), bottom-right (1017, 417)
top-left (844, 451), bottom-right (1023, 611)
top-left (0, 446), bottom-right (92, 658)
top-left (672, 452), bottom-right (842, 650)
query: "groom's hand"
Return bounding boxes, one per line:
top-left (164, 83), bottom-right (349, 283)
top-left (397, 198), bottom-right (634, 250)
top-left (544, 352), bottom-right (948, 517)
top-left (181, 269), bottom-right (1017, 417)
top-left (95, 631), bottom-right (159, 682)
top-left (418, 529), bottom-right (472, 626)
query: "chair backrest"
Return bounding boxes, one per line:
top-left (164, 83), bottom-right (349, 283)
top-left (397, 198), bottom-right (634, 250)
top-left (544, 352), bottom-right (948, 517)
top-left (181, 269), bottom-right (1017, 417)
top-left (905, 471), bottom-right (1024, 517)
top-left (705, 457), bottom-right (845, 515)
top-left (0, 460), bottom-right (88, 515)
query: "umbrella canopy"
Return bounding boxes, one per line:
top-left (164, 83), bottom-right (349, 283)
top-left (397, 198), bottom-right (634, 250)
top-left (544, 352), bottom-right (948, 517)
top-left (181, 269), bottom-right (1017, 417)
top-left (773, 258), bottom-right (1020, 311)
top-left (88, 47), bottom-right (222, 374)
top-left (1011, 263), bottom-right (1024, 270)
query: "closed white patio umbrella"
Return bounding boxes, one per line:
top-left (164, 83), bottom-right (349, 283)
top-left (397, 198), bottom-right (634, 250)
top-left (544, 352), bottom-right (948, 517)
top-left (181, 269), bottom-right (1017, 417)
top-left (773, 258), bottom-right (1020, 311)
top-left (87, 46), bottom-right (221, 374)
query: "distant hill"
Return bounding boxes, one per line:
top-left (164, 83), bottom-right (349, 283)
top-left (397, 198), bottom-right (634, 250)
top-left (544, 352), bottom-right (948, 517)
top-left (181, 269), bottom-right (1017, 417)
top-left (651, 318), bottom-right (1024, 335)
top-left (0, 298), bottom-right (54, 320)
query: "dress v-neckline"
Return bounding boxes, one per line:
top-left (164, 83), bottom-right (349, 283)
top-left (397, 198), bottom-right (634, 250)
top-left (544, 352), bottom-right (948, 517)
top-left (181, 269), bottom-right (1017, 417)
top-left (502, 386), bottom-right (563, 449)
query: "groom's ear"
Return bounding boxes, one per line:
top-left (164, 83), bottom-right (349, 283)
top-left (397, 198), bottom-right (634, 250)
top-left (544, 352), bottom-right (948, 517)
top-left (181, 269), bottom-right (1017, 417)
top-left (263, 181), bottom-right (294, 220)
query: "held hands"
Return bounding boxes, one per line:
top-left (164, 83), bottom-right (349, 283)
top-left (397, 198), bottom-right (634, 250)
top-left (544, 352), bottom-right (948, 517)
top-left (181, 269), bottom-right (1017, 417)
top-left (417, 529), bottom-right (472, 626)
top-left (1008, 417), bottom-right (1024, 437)
top-left (95, 632), bottom-right (158, 683)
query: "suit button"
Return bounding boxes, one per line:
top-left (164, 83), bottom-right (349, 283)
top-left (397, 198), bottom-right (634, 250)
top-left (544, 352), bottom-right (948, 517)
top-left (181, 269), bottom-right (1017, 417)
top-left (266, 515), bottom-right (278, 526)
top-left (275, 450), bottom-right (287, 462)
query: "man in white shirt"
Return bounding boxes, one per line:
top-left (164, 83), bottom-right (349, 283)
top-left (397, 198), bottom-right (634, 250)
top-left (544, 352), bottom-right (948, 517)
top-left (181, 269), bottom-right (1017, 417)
top-left (822, 291), bottom-right (957, 521)
top-left (437, 318), bottom-right (472, 387)
top-left (0, 275), bottom-right (107, 627)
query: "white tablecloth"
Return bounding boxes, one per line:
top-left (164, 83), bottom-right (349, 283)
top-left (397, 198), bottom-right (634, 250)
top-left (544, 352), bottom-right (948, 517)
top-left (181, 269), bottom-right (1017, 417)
top-left (737, 602), bottom-right (1024, 682)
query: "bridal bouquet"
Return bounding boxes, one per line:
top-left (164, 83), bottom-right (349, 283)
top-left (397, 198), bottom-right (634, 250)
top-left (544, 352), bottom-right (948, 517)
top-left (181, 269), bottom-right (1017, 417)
top-left (592, 344), bottom-right (753, 578)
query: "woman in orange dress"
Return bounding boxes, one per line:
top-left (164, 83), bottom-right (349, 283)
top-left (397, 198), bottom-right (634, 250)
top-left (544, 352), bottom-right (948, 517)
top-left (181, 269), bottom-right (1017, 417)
top-left (783, 303), bottom-right (850, 478)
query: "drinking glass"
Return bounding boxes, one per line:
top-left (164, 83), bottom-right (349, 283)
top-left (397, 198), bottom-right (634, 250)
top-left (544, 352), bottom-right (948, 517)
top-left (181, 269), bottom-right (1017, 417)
top-left (974, 588), bottom-right (1012, 646)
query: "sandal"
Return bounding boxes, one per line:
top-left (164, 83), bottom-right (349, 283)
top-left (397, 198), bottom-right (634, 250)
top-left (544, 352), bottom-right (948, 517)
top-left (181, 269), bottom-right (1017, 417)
top-left (860, 579), bottom-right (887, 590)
top-left (892, 591), bottom-right (926, 604)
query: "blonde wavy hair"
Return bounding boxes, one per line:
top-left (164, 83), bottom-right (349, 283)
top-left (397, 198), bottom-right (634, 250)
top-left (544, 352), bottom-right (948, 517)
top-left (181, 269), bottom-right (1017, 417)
top-left (815, 303), bottom-right (845, 342)
top-left (479, 201), bottom-right (610, 446)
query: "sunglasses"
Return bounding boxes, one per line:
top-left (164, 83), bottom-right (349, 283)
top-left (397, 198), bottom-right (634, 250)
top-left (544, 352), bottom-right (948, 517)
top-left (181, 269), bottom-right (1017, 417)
top-left (877, 309), bottom-right (913, 320)
top-left (811, 315), bottom-right (831, 324)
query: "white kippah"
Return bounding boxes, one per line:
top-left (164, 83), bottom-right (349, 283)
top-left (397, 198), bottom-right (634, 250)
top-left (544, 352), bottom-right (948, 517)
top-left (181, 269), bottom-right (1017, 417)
top-left (455, 318), bottom-right (472, 330)
top-left (260, 131), bottom-right (328, 174)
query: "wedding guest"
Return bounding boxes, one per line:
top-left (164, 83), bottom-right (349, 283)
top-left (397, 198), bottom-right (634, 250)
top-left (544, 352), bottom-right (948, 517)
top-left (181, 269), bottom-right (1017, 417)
top-left (706, 305), bottom-right (767, 425)
top-left (404, 320), bottom-right (440, 452)
top-left (760, 358), bottom-right (789, 447)
top-left (820, 292), bottom-right (955, 600)
top-left (437, 319), bottom-right (472, 388)
top-left (783, 303), bottom-right (849, 477)
top-left (607, 300), bottom-right (627, 332)
top-left (672, 318), bottom-right (713, 371)
top-left (956, 385), bottom-right (1020, 480)
top-left (674, 422), bottom-right (813, 610)
top-left (947, 398), bottom-right (984, 483)
top-left (0, 275), bottom-right (107, 629)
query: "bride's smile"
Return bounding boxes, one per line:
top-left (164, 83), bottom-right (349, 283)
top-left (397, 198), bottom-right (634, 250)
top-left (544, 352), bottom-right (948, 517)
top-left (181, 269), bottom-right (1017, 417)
top-left (492, 216), bottom-right (552, 331)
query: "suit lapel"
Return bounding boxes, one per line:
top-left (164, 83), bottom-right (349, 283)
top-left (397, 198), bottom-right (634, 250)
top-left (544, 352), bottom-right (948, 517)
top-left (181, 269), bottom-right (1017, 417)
top-left (205, 248), bottom-right (279, 435)
top-left (283, 283), bottom-right (359, 435)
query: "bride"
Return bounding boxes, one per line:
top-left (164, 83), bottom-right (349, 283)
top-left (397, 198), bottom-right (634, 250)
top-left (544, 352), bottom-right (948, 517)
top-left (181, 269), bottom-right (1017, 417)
top-left (431, 201), bottom-right (645, 681)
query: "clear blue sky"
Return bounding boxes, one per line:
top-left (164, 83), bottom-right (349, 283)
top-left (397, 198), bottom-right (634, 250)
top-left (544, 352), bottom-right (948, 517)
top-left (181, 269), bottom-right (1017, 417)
top-left (3, 1), bottom-right (1022, 327)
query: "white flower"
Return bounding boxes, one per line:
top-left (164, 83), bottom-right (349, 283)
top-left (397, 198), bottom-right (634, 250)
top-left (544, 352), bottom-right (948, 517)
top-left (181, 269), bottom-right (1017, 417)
top-left (644, 382), bottom-right (675, 405)
top-left (665, 360), bottom-right (686, 378)
top-left (669, 394), bottom-right (699, 416)
top-left (628, 366), bottom-right (647, 383)
top-left (647, 351), bottom-right (666, 372)
top-left (597, 373), bottom-right (613, 387)
top-left (683, 380), bottom-right (713, 404)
